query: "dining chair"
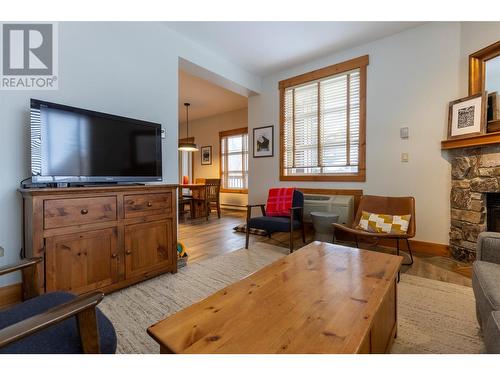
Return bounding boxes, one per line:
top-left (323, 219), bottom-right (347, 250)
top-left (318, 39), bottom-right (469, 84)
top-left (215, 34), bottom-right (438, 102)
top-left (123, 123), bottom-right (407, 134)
top-left (178, 187), bottom-right (193, 218)
top-left (204, 179), bottom-right (221, 220)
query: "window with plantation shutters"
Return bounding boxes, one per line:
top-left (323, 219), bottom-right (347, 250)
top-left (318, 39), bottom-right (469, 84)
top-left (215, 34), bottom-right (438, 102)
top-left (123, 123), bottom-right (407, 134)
top-left (219, 127), bottom-right (248, 193)
top-left (280, 55), bottom-right (368, 182)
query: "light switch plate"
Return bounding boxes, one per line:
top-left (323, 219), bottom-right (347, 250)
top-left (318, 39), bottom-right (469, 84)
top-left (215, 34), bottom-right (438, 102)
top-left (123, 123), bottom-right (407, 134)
top-left (161, 129), bottom-right (166, 139)
top-left (400, 127), bottom-right (409, 139)
top-left (401, 153), bottom-right (409, 162)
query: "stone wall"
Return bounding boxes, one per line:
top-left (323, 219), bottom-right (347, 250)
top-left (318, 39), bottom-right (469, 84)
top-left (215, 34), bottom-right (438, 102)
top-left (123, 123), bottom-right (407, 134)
top-left (450, 145), bottom-right (500, 261)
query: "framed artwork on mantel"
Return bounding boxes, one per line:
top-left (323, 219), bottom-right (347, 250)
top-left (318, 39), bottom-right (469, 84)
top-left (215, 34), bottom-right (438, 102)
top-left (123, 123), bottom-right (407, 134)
top-left (253, 125), bottom-right (274, 158)
top-left (447, 92), bottom-right (487, 140)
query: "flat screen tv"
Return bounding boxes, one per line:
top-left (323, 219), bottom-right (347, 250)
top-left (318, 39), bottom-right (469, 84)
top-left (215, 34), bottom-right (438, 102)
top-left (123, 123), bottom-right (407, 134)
top-left (30, 99), bottom-right (162, 184)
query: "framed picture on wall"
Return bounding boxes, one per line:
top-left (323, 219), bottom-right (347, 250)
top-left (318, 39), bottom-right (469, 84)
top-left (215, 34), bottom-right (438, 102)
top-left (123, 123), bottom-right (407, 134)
top-left (447, 92), bottom-right (487, 140)
top-left (253, 125), bottom-right (274, 158)
top-left (201, 146), bottom-right (212, 165)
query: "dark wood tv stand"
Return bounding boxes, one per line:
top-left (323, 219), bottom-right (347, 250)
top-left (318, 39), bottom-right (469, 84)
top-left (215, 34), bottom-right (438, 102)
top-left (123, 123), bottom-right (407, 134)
top-left (19, 184), bottom-right (178, 296)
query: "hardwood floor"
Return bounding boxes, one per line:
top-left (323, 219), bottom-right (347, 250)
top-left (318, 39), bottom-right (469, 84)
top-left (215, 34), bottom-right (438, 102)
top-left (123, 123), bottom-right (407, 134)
top-left (178, 209), bottom-right (305, 263)
top-left (178, 209), bottom-right (472, 287)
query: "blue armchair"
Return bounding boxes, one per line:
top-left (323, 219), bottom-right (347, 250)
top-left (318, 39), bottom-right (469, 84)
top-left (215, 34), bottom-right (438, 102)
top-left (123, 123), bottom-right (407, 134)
top-left (245, 190), bottom-right (305, 252)
top-left (0, 258), bottom-right (116, 354)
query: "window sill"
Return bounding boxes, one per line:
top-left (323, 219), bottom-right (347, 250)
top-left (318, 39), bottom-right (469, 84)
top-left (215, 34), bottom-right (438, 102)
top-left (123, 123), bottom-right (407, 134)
top-left (280, 173), bottom-right (365, 182)
top-left (220, 188), bottom-right (248, 194)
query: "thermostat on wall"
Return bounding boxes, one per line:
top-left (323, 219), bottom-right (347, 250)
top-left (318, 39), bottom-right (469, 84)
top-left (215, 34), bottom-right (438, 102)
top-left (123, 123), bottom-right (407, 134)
top-left (400, 127), bottom-right (409, 139)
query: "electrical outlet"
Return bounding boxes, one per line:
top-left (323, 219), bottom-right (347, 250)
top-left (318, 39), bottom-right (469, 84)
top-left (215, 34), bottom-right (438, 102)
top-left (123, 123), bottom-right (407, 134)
top-left (0, 246), bottom-right (4, 257)
top-left (401, 153), bottom-right (409, 163)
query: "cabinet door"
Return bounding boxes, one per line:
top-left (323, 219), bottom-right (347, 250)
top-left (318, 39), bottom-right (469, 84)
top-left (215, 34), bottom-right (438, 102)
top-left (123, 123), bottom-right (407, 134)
top-left (124, 220), bottom-right (174, 280)
top-left (45, 228), bottom-right (119, 294)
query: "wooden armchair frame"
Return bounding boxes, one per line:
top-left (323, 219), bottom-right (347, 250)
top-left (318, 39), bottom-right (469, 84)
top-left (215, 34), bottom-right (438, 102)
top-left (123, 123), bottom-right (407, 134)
top-left (245, 204), bottom-right (306, 253)
top-left (0, 258), bottom-right (105, 353)
top-left (333, 195), bottom-right (415, 266)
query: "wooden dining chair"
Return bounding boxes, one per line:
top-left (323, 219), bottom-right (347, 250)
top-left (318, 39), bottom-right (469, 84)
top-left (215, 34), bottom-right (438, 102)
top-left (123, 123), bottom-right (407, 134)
top-left (204, 179), bottom-right (221, 220)
top-left (178, 187), bottom-right (193, 218)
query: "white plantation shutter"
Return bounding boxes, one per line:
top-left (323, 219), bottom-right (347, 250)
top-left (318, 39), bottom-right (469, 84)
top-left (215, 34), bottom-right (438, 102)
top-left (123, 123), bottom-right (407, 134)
top-left (283, 68), bottom-right (361, 176)
top-left (220, 130), bottom-right (248, 191)
top-left (294, 83), bottom-right (318, 169)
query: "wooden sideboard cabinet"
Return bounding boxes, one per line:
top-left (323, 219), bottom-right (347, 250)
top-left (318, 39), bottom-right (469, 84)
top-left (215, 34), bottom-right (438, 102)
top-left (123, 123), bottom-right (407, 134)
top-left (19, 184), bottom-right (178, 295)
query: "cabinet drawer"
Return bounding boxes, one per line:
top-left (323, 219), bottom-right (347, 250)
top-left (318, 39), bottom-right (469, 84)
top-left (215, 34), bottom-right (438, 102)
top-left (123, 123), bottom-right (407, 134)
top-left (44, 196), bottom-right (117, 229)
top-left (124, 192), bottom-right (172, 218)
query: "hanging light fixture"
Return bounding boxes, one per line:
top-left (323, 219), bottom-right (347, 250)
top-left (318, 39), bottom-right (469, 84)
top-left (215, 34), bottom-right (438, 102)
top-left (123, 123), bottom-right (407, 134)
top-left (178, 102), bottom-right (198, 152)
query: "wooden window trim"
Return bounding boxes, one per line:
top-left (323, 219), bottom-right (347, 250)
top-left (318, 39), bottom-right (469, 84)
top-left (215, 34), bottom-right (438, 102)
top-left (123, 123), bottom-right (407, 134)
top-left (219, 127), bottom-right (248, 194)
top-left (220, 188), bottom-right (248, 194)
top-left (178, 137), bottom-right (194, 144)
top-left (219, 127), bottom-right (248, 138)
top-left (279, 55), bottom-right (368, 182)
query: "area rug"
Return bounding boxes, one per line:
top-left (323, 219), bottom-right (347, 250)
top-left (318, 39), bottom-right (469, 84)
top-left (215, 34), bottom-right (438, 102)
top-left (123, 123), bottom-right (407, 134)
top-left (99, 243), bottom-right (483, 354)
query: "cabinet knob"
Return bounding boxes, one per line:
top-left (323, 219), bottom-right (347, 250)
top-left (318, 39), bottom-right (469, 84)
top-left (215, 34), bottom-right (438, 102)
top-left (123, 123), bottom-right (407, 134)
top-left (126, 250), bottom-right (132, 255)
top-left (111, 253), bottom-right (118, 259)
top-left (81, 208), bottom-right (89, 215)
top-left (147, 201), bottom-right (153, 207)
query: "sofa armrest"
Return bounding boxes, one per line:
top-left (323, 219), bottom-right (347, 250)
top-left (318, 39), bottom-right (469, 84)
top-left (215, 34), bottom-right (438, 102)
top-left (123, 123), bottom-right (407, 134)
top-left (484, 310), bottom-right (500, 354)
top-left (0, 291), bottom-right (104, 353)
top-left (477, 232), bottom-right (500, 264)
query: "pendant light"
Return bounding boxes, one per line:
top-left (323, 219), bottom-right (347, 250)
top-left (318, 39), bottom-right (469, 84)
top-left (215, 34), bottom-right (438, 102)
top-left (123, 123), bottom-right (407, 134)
top-left (178, 102), bottom-right (198, 152)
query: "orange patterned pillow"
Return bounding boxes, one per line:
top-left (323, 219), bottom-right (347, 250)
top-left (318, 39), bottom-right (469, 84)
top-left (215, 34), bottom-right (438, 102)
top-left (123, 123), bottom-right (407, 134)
top-left (357, 211), bottom-right (411, 234)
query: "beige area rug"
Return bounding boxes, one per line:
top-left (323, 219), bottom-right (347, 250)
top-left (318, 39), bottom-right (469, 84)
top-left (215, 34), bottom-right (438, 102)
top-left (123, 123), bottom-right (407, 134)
top-left (99, 243), bottom-right (483, 354)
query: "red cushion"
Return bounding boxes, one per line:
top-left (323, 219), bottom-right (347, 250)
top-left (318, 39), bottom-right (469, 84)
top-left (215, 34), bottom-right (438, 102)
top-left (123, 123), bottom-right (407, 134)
top-left (266, 188), bottom-right (295, 216)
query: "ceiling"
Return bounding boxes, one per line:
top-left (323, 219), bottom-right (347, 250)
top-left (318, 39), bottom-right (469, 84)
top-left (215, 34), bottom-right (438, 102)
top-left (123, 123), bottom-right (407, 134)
top-left (167, 22), bottom-right (425, 77)
top-left (179, 69), bottom-right (247, 124)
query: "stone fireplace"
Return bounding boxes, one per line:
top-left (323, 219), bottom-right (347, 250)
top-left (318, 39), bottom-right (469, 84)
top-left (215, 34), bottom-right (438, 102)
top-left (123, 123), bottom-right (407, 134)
top-left (450, 144), bottom-right (500, 261)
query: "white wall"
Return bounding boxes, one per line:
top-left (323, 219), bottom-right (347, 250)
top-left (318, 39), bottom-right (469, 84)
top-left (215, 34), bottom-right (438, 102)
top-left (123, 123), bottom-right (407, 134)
top-left (180, 108), bottom-right (249, 208)
top-left (0, 22), bottom-right (260, 287)
top-left (248, 22), bottom-right (466, 245)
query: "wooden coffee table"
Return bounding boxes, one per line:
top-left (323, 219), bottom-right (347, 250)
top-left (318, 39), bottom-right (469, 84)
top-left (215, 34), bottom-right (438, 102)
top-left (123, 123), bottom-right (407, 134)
top-left (147, 242), bottom-right (402, 354)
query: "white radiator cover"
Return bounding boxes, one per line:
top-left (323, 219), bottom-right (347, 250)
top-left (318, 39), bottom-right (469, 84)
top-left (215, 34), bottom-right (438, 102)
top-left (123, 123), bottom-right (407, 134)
top-left (303, 194), bottom-right (354, 226)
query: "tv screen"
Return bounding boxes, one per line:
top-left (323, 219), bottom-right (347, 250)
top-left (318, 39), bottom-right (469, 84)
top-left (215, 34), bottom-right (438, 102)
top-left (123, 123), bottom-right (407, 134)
top-left (30, 99), bottom-right (162, 183)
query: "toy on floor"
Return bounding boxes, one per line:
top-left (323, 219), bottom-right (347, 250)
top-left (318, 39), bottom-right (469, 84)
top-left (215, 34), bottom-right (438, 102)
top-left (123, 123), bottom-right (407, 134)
top-left (177, 242), bottom-right (188, 268)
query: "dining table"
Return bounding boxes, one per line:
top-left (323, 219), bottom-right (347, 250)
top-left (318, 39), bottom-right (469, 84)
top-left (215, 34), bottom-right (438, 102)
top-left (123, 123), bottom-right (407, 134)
top-left (180, 183), bottom-right (207, 219)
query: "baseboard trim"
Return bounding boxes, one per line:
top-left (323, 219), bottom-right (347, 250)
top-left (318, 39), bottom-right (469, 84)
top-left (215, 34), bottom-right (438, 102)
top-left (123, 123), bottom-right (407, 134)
top-left (221, 204), bottom-right (246, 211)
top-left (0, 282), bottom-right (22, 309)
top-left (378, 238), bottom-right (450, 257)
top-left (316, 228), bottom-right (450, 258)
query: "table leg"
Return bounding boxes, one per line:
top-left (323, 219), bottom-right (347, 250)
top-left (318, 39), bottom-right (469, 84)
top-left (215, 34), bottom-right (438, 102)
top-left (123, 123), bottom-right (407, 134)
top-left (160, 344), bottom-right (174, 354)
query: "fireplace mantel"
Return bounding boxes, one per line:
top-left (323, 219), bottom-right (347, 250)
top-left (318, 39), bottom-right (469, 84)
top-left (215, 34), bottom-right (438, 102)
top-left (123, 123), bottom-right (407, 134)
top-left (442, 131), bottom-right (500, 150)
